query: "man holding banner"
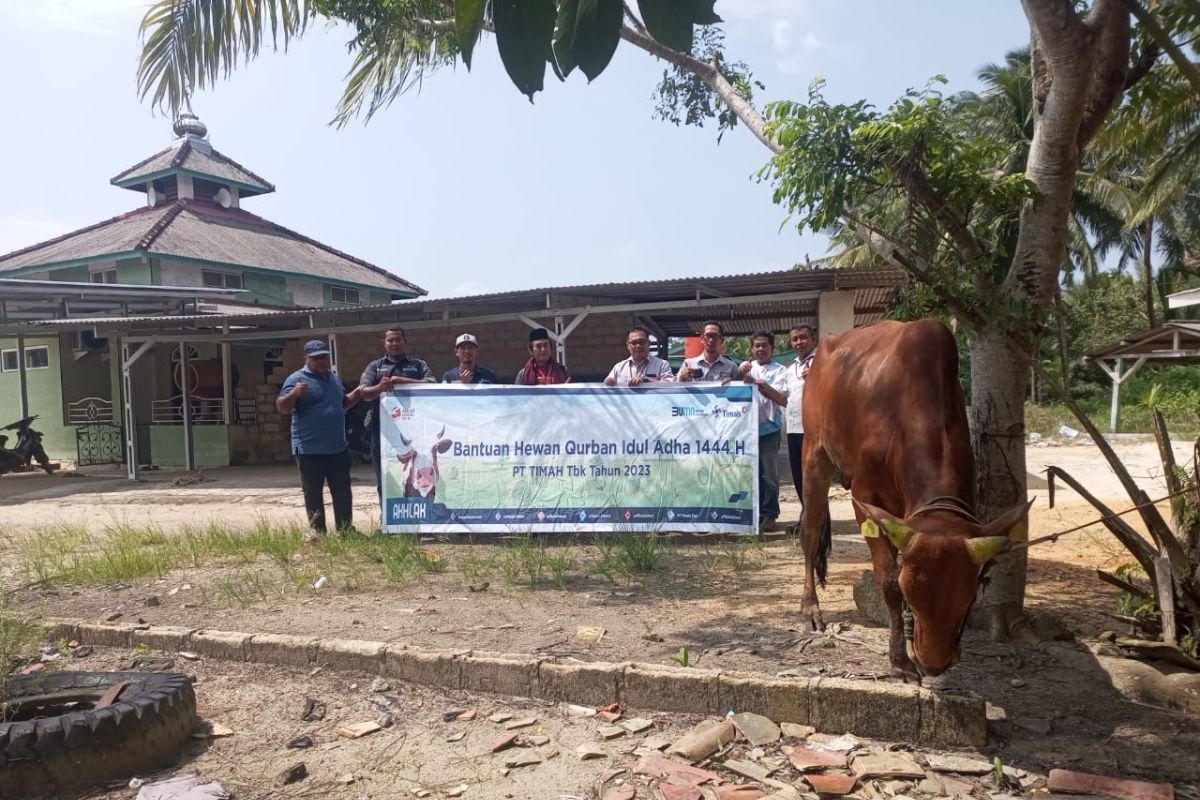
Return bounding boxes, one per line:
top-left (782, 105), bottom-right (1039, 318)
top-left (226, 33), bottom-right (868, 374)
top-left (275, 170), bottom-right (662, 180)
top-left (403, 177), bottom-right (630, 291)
top-left (738, 330), bottom-right (790, 533)
top-left (514, 328), bottom-right (570, 385)
top-left (358, 327), bottom-right (436, 495)
top-left (604, 326), bottom-right (675, 386)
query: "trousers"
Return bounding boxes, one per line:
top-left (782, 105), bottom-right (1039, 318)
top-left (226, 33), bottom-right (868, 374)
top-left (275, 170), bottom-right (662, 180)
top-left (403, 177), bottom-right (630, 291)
top-left (296, 449), bottom-right (353, 532)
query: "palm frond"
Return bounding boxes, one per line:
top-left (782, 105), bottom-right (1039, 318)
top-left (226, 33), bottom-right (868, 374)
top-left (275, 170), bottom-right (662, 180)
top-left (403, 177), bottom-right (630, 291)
top-left (138, 0), bottom-right (313, 115)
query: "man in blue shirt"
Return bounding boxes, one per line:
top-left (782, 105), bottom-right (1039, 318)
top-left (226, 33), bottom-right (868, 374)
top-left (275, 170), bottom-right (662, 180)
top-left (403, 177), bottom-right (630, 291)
top-left (358, 327), bottom-right (435, 495)
top-left (277, 340), bottom-right (362, 538)
top-left (441, 333), bottom-right (498, 383)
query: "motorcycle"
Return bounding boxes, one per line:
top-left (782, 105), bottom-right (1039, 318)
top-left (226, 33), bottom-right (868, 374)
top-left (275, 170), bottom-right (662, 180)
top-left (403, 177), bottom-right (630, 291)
top-left (0, 415), bottom-right (54, 476)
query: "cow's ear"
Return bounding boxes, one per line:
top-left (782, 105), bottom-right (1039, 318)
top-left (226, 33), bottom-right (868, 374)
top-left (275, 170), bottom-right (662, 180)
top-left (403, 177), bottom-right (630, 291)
top-left (853, 499), bottom-right (914, 551)
top-left (434, 438), bottom-right (453, 454)
top-left (397, 450), bottom-right (417, 464)
top-left (980, 498), bottom-right (1034, 543)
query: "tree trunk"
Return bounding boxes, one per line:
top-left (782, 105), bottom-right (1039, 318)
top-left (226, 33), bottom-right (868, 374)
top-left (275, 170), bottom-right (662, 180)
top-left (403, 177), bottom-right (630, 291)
top-left (969, 324), bottom-right (1032, 640)
top-left (1142, 220), bottom-right (1156, 328)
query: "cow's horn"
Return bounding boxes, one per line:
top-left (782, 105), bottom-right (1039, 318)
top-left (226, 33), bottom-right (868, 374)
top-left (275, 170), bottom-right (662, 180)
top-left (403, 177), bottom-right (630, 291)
top-left (881, 519), bottom-right (915, 551)
top-left (965, 536), bottom-right (1009, 565)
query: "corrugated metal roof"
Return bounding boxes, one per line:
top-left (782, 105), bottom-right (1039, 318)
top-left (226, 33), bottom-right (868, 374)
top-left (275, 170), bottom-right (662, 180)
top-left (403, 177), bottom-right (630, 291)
top-left (0, 198), bottom-right (424, 297)
top-left (111, 139), bottom-right (274, 194)
top-left (1087, 321), bottom-right (1200, 360)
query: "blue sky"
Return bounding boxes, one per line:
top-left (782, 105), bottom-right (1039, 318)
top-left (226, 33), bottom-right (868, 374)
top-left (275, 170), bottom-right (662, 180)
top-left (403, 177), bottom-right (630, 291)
top-left (0, 1), bottom-right (1030, 298)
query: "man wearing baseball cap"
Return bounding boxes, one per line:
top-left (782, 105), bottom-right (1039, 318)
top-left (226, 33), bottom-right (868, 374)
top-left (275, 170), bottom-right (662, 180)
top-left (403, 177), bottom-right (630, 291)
top-left (442, 333), bottom-right (498, 384)
top-left (276, 339), bottom-right (362, 539)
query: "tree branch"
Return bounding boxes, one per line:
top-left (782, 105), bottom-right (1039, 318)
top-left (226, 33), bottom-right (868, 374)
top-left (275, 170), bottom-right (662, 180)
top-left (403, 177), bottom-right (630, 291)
top-left (1079, 0), bottom-right (1132, 146)
top-left (618, 24), bottom-right (780, 153)
top-left (622, 2), bottom-right (647, 34)
top-left (886, 158), bottom-right (986, 264)
top-left (1124, 38), bottom-right (1161, 90)
top-left (1122, 0), bottom-right (1200, 93)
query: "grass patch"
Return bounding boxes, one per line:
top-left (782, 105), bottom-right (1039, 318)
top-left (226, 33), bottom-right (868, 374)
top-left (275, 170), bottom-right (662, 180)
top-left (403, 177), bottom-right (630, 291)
top-left (592, 532), bottom-right (663, 579)
top-left (700, 538), bottom-right (767, 573)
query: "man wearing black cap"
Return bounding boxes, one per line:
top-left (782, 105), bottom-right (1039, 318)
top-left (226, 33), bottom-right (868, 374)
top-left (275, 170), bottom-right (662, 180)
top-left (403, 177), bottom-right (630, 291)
top-left (276, 339), bottom-right (362, 539)
top-left (358, 327), bottom-right (436, 495)
top-left (443, 333), bottom-right (498, 383)
top-left (515, 328), bottom-right (570, 385)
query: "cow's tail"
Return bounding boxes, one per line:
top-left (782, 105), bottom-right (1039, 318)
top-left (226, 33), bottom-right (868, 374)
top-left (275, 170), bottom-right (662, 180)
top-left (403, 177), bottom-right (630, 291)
top-left (815, 510), bottom-right (833, 588)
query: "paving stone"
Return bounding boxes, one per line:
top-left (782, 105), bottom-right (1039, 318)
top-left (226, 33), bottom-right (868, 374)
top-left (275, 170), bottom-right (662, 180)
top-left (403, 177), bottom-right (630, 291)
top-left (722, 758), bottom-right (773, 783)
top-left (642, 734), bottom-right (672, 751)
top-left (619, 717), bottom-right (654, 734)
top-left (1047, 769), bottom-right (1174, 800)
top-left (504, 752), bottom-right (542, 769)
top-left (527, 735), bottom-right (550, 746)
top-left (789, 746), bottom-right (848, 772)
top-left (488, 711), bottom-right (514, 723)
top-left (490, 733), bottom-right (518, 753)
top-left (599, 725), bottom-right (626, 740)
top-left (504, 716), bottom-right (537, 730)
top-left (924, 754), bottom-right (993, 775)
top-left (852, 753), bottom-right (926, 780)
top-left (731, 712), bottom-right (782, 746)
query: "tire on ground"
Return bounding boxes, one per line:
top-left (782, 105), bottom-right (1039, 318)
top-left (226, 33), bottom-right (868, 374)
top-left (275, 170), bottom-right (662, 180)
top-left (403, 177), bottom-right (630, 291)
top-left (0, 671), bottom-right (196, 798)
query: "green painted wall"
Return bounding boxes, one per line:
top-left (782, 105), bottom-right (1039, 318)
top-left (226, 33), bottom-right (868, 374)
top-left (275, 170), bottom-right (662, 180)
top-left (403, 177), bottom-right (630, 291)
top-left (149, 425), bottom-right (230, 467)
top-left (243, 272), bottom-right (292, 306)
top-left (117, 258), bottom-right (152, 285)
top-left (0, 336), bottom-right (75, 459)
top-left (47, 266), bottom-right (88, 282)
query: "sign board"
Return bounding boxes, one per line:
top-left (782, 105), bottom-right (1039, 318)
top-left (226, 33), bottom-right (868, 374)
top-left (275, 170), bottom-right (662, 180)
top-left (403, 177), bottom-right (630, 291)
top-left (379, 383), bottom-right (759, 533)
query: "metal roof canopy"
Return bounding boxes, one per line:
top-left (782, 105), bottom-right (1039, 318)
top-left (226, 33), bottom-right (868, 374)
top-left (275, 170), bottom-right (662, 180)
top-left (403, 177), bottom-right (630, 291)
top-left (0, 278), bottom-right (244, 328)
top-left (23, 265), bottom-right (905, 343)
top-left (1085, 321), bottom-right (1200, 431)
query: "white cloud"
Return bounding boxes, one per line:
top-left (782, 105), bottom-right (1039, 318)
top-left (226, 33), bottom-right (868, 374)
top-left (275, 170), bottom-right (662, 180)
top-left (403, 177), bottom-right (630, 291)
top-left (717, 0), bottom-right (826, 74)
top-left (0, 216), bottom-right (76, 257)
top-left (0, 0), bottom-right (147, 35)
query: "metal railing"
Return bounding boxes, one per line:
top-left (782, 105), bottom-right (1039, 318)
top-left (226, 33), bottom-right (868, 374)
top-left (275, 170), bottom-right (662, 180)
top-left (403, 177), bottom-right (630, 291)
top-left (150, 397), bottom-right (257, 425)
top-left (67, 397), bottom-right (115, 425)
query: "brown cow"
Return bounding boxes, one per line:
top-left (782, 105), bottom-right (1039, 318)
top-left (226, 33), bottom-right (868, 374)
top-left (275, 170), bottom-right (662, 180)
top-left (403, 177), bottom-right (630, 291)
top-left (798, 319), bottom-right (1030, 679)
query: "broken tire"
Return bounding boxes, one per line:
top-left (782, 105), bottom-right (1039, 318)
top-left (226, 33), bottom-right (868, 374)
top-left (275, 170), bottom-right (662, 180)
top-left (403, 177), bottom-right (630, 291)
top-left (0, 671), bottom-right (196, 799)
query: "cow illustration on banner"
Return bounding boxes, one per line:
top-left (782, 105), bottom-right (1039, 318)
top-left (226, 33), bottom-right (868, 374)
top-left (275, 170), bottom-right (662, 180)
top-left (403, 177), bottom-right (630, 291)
top-left (378, 384), bottom-right (759, 533)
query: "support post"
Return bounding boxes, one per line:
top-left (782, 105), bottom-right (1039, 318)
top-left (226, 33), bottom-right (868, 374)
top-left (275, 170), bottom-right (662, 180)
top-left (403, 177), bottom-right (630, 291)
top-left (329, 333), bottom-right (339, 376)
top-left (1110, 357), bottom-right (1122, 433)
top-left (15, 333), bottom-right (29, 421)
top-left (221, 342), bottom-right (234, 426)
top-left (554, 315), bottom-right (566, 367)
top-left (180, 343), bottom-right (194, 471)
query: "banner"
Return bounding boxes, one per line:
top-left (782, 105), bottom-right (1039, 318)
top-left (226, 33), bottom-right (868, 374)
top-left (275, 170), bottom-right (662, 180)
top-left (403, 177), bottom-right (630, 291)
top-left (378, 383), bottom-right (759, 533)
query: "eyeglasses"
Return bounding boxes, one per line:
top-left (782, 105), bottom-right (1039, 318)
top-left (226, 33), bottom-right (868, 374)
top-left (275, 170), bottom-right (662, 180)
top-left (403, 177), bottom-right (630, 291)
top-left (700, 332), bottom-right (721, 340)
top-left (627, 339), bottom-right (650, 347)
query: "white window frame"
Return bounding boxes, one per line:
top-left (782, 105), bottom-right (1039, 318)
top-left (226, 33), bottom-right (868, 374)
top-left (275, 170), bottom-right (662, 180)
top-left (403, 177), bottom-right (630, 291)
top-left (5, 346), bottom-right (51, 370)
top-left (202, 269), bottom-right (244, 290)
top-left (0, 350), bottom-right (17, 373)
top-left (89, 268), bottom-right (118, 284)
top-left (329, 285), bottom-right (361, 305)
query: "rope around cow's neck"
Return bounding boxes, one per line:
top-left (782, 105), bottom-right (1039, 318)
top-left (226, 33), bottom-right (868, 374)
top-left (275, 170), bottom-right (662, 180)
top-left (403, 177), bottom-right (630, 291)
top-left (1012, 484), bottom-right (1197, 551)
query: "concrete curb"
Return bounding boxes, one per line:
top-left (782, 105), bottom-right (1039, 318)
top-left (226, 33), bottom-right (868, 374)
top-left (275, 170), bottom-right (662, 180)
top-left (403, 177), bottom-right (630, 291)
top-left (44, 618), bottom-right (986, 748)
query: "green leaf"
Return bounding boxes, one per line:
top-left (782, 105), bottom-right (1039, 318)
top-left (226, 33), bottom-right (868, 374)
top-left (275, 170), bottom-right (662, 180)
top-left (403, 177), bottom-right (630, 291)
top-left (690, 0), bottom-right (722, 26)
top-left (494, 0), bottom-right (557, 99)
top-left (456, 0), bottom-right (488, 70)
top-left (568, 0), bottom-right (623, 81)
top-left (552, 0), bottom-right (580, 77)
top-left (637, 0), bottom-right (694, 52)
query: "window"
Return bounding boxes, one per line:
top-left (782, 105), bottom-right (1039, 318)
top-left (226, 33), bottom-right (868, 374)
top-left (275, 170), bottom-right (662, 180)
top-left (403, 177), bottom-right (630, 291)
top-left (2, 347), bottom-right (49, 371)
top-left (89, 268), bottom-right (117, 284)
top-left (330, 286), bottom-right (360, 305)
top-left (202, 269), bottom-right (243, 290)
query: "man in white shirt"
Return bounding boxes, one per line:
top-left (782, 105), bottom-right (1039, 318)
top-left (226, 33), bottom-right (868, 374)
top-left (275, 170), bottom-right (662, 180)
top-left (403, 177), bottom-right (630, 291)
top-left (604, 326), bottom-right (676, 386)
top-left (784, 325), bottom-right (817, 517)
top-left (678, 321), bottom-right (739, 382)
top-left (737, 330), bottom-right (790, 532)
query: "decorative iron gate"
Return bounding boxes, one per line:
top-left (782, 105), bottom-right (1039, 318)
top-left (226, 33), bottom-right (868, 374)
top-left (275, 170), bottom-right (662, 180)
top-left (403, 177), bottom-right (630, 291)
top-left (69, 397), bottom-right (124, 466)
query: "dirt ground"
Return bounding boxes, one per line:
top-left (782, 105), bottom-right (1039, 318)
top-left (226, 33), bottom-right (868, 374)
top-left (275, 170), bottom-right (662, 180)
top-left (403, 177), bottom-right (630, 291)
top-left (5, 438), bottom-right (1200, 794)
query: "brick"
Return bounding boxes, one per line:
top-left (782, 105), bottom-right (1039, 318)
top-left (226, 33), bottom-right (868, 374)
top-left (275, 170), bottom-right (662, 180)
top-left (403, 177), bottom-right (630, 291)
top-left (1047, 770), bottom-right (1173, 800)
top-left (245, 632), bottom-right (320, 667)
top-left (460, 651), bottom-right (541, 697)
top-left (130, 625), bottom-right (198, 653)
top-left (191, 629), bottom-right (250, 661)
top-left (538, 660), bottom-right (622, 706)
top-left (718, 671), bottom-right (812, 724)
top-left (810, 678), bottom-right (921, 742)
top-left (40, 618), bottom-right (80, 643)
top-left (319, 638), bottom-right (387, 674)
top-left (621, 663), bottom-right (720, 715)
top-left (383, 645), bottom-right (462, 689)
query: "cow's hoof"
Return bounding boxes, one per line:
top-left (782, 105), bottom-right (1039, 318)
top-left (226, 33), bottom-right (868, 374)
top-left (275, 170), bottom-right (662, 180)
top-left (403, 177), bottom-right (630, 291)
top-left (799, 605), bottom-right (825, 633)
